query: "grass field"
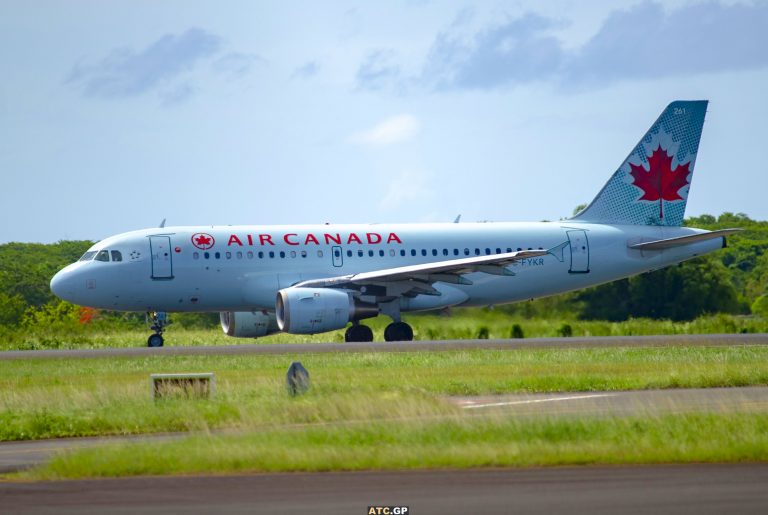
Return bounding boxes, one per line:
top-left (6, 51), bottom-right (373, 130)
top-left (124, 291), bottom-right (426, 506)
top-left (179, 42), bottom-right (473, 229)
top-left (22, 413), bottom-right (768, 480)
top-left (2, 311), bottom-right (766, 350)
top-left (2, 346), bottom-right (768, 442)
top-left (4, 344), bottom-right (768, 479)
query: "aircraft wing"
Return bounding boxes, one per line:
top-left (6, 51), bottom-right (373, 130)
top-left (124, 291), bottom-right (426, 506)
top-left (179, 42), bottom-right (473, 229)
top-left (293, 248), bottom-right (551, 296)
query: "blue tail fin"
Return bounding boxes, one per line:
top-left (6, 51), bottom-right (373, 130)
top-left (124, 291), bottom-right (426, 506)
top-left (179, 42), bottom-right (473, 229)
top-left (571, 100), bottom-right (708, 226)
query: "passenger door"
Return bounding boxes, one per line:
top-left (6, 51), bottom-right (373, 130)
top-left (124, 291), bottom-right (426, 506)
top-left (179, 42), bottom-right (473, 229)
top-left (149, 235), bottom-right (174, 279)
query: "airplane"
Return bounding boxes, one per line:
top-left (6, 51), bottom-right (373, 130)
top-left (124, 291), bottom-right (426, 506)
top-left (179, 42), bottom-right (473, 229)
top-left (50, 100), bottom-right (740, 347)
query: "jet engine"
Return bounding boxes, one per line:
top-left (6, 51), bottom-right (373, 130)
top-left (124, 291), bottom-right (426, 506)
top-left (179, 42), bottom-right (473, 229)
top-left (276, 287), bottom-right (378, 334)
top-left (220, 310), bottom-right (279, 338)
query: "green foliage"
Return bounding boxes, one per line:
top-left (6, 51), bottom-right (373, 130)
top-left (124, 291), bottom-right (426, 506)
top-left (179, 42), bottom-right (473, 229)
top-left (510, 324), bottom-right (524, 339)
top-left (752, 296), bottom-right (768, 318)
top-left (0, 293), bottom-right (26, 326)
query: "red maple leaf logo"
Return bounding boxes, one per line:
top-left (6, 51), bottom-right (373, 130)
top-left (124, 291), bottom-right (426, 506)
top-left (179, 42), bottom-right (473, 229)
top-left (191, 233), bottom-right (215, 250)
top-left (629, 145), bottom-right (691, 220)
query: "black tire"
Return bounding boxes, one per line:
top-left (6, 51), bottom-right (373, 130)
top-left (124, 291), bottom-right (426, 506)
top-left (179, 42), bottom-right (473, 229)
top-left (147, 334), bottom-right (164, 347)
top-left (345, 324), bottom-right (374, 342)
top-left (384, 322), bottom-right (413, 342)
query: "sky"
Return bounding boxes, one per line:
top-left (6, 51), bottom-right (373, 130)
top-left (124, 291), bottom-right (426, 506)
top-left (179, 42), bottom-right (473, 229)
top-left (2, 0), bottom-right (767, 243)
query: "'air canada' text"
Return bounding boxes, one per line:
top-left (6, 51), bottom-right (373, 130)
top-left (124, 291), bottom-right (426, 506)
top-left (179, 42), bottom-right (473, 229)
top-left (226, 232), bottom-right (403, 247)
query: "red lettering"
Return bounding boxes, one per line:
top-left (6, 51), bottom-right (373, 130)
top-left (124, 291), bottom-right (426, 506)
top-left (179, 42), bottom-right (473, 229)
top-left (324, 233), bottom-right (341, 245)
top-left (387, 233), bottom-right (403, 244)
top-left (284, 234), bottom-right (299, 245)
top-left (247, 234), bottom-right (254, 246)
top-left (228, 234), bottom-right (243, 246)
top-left (347, 233), bottom-right (362, 244)
top-left (305, 234), bottom-right (320, 245)
top-left (259, 234), bottom-right (274, 246)
top-left (366, 233), bottom-right (382, 244)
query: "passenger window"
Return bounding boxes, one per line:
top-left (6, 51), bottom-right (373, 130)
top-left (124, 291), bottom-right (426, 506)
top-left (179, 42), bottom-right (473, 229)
top-left (215, 252), bottom-right (221, 259)
top-left (517, 248), bottom-right (522, 252)
top-left (411, 249), bottom-right (416, 256)
top-left (443, 249), bottom-right (448, 256)
top-left (485, 248), bottom-right (491, 255)
top-left (204, 252), bottom-right (210, 259)
top-left (258, 251), bottom-right (264, 259)
top-left (496, 248), bottom-right (501, 254)
top-left (193, 252), bottom-right (199, 260)
top-left (347, 250), bottom-right (353, 257)
top-left (379, 250), bottom-right (385, 257)
top-left (247, 251), bottom-right (253, 259)
top-left (269, 251), bottom-right (275, 258)
top-left (400, 250), bottom-right (406, 257)
top-left (301, 250), bottom-right (307, 258)
top-left (506, 248), bottom-right (512, 253)
top-left (290, 251), bottom-right (296, 258)
top-left (475, 249), bottom-right (480, 256)
top-left (368, 250), bottom-right (374, 257)
top-left (421, 249), bottom-right (427, 256)
top-left (464, 248), bottom-right (470, 256)
top-left (237, 251), bottom-right (243, 259)
top-left (390, 249), bottom-right (395, 257)
top-left (432, 249), bottom-right (437, 256)
top-left (317, 250), bottom-right (323, 257)
top-left (95, 250), bottom-right (110, 262)
top-left (226, 252), bottom-right (232, 259)
top-left (279, 251), bottom-right (286, 258)
top-left (453, 249), bottom-right (459, 256)
top-left (358, 250), bottom-right (364, 257)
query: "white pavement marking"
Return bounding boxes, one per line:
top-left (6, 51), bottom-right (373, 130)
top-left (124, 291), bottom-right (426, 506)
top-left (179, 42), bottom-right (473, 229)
top-left (461, 393), bottom-right (617, 409)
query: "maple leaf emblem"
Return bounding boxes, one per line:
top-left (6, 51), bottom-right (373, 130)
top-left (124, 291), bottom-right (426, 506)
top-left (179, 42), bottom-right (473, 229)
top-left (629, 145), bottom-right (691, 220)
top-left (191, 233), bottom-right (215, 250)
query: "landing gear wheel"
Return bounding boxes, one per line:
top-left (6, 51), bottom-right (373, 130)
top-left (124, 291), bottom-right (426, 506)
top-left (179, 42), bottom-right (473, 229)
top-left (345, 324), bottom-right (374, 343)
top-left (147, 333), bottom-right (164, 347)
top-left (384, 322), bottom-right (413, 342)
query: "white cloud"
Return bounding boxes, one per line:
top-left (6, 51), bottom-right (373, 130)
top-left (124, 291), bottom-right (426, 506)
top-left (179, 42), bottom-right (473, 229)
top-left (349, 114), bottom-right (421, 146)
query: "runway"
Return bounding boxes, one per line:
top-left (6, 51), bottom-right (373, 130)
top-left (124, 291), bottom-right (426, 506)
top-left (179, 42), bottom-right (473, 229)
top-left (2, 333), bottom-right (767, 360)
top-left (2, 464), bottom-right (768, 514)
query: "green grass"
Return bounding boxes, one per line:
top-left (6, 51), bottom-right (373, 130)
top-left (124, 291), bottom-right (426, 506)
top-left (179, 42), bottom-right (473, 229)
top-left (2, 346), bottom-right (768, 441)
top-left (2, 311), bottom-right (766, 350)
top-left (20, 413), bottom-right (768, 479)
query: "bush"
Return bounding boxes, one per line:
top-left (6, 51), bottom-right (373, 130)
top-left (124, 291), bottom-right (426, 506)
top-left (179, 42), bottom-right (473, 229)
top-left (476, 326), bottom-right (489, 339)
top-left (557, 323), bottom-right (573, 337)
top-left (510, 324), bottom-right (524, 339)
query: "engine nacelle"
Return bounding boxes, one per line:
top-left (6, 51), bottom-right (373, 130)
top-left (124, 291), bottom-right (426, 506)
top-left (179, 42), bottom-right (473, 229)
top-left (276, 287), bottom-right (377, 334)
top-left (220, 310), bottom-right (279, 338)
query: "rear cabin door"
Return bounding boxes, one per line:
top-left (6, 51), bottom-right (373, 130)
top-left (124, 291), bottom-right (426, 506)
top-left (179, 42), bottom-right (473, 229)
top-left (567, 230), bottom-right (590, 274)
top-left (150, 235), bottom-right (174, 279)
top-left (331, 246), bottom-right (343, 267)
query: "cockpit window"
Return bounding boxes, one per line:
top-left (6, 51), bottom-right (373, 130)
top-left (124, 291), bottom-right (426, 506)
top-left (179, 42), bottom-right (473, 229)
top-left (111, 250), bottom-right (122, 262)
top-left (95, 250), bottom-right (110, 262)
top-left (78, 251), bottom-right (97, 262)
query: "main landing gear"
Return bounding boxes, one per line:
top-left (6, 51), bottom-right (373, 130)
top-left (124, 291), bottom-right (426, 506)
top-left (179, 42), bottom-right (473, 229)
top-left (345, 323), bottom-right (373, 343)
top-left (343, 321), bottom-right (415, 342)
top-left (146, 311), bottom-right (169, 347)
top-left (384, 321), bottom-right (413, 342)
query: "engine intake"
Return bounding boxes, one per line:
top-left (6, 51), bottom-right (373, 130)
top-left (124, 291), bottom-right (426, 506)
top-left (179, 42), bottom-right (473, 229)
top-left (276, 287), bottom-right (377, 334)
top-left (220, 310), bottom-right (279, 338)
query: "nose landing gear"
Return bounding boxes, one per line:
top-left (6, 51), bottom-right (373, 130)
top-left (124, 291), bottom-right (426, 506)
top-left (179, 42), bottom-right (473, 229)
top-left (146, 311), bottom-right (169, 347)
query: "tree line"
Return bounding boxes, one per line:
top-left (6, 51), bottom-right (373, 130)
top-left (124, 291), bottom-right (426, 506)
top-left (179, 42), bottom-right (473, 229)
top-left (0, 213), bottom-right (766, 334)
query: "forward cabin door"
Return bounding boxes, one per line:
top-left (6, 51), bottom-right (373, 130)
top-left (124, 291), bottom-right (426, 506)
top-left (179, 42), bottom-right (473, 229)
top-left (567, 230), bottom-right (590, 273)
top-left (149, 235), bottom-right (174, 279)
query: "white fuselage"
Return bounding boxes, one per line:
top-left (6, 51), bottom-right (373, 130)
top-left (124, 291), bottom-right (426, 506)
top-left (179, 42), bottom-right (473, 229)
top-left (50, 221), bottom-right (722, 313)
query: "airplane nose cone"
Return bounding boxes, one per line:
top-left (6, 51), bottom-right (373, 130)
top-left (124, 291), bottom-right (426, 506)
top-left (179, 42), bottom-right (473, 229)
top-left (50, 267), bottom-right (76, 302)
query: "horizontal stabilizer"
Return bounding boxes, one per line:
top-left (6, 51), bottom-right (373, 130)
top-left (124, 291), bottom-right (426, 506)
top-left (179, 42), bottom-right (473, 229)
top-left (628, 229), bottom-right (741, 251)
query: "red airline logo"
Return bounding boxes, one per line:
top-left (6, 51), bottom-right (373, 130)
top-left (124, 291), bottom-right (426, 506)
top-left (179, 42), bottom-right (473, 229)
top-left (191, 233), bottom-right (215, 250)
